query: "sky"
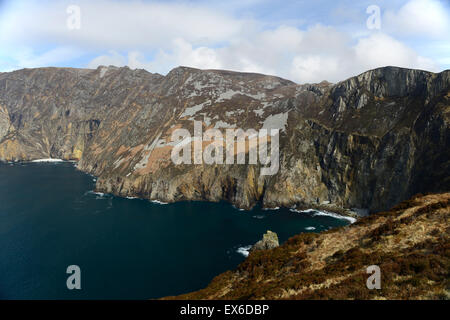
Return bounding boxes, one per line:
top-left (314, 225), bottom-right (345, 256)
top-left (0, 0), bottom-right (449, 83)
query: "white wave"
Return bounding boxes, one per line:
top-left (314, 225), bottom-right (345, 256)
top-left (305, 226), bottom-right (316, 231)
top-left (126, 196), bottom-right (138, 200)
top-left (289, 208), bottom-right (315, 213)
top-left (86, 191), bottom-right (108, 199)
top-left (252, 215), bottom-right (265, 219)
top-left (290, 208), bottom-right (356, 224)
top-left (263, 207), bottom-right (280, 211)
top-left (312, 210), bottom-right (356, 224)
top-left (151, 200), bottom-right (168, 205)
top-left (236, 245), bottom-right (252, 257)
top-left (31, 158), bottom-right (64, 162)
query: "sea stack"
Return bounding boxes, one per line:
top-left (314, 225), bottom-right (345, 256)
top-left (250, 230), bottom-right (280, 252)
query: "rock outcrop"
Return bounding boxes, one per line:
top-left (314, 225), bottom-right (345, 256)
top-left (0, 65), bottom-right (448, 212)
top-left (250, 230), bottom-right (279, 252)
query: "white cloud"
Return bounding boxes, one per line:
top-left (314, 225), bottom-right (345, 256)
top-left (384, 0), bottom-right (450, 38)
top-left (87, 26), bottom-right (439, 83)
top-left (291, 56), bottom-right (341, 84)
top-left (86, 41), bottom-right (224, 73)
top-left (161, 39), bottom-right (223, 70)
top-left (0, 0), bottom-right (249, 50)
top-left (0, 0), bottom-right (447, 82)
top-left (87, 51), bottom-right (126, 69)
top-left (353, 33), bottom-right (438, 71)
top-left (290, 31), bottom-right (438, 83)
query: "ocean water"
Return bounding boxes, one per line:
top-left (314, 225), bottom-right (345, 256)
top-left (0, 162), bottom-right (349, 299)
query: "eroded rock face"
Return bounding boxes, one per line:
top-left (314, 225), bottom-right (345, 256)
top-left (250, 230), bottom-right (279, 252)
top-left (0, 66), bottom-right (448, 212)
top-left (0, 104), bottom-right (10, 140)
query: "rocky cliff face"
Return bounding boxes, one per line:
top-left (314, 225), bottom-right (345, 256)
top-left (0, 66), bottom-right (448, 212)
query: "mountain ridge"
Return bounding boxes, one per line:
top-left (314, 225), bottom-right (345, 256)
top-left (0, 65), bottom-right (448, 213)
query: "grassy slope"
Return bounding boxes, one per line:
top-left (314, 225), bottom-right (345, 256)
top-left (165, 193), bottom-right (449, 300)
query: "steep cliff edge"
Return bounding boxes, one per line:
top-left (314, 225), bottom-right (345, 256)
top-left (0, 66), bottom-right (448, 212)
top-left (166, 193), bottom-right (450, 300)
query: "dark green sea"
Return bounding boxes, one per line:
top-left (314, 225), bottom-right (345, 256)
top-left (0, 161), bottom-right (350, 299)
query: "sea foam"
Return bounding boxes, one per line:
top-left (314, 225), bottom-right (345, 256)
top-left (151, 200), bottom-right (168, 205)
top-left (31, 158), bottom-right (64, 163)
top-left (290, 208), bottom-right (356, 224)
top-left (236, 245), bottom-right (252, 257)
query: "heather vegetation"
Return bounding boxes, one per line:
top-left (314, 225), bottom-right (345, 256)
top-left (168, 193), bottom-right (450, 300)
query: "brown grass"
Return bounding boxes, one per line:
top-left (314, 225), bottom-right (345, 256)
top-left (164, 193), bottom-right (450, 300)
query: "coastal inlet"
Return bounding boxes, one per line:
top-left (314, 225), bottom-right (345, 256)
top-left (0, 161), bottom-right (350, 299)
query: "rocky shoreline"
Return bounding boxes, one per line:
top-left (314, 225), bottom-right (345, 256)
top-left (0, 158), bottom-right (360, 223)
top-left (0, 66), bottom-right (449, 214)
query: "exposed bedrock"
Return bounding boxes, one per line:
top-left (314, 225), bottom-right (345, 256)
top-left (0, 66), bottom-right (448, 212)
